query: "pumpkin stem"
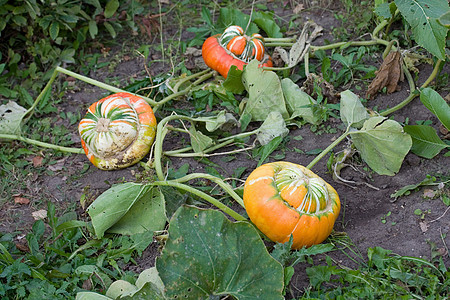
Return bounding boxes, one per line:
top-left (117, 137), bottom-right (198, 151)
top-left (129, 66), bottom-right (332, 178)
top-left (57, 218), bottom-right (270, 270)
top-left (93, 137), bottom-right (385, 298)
top-left (96, 118), bottom-right (111, 132)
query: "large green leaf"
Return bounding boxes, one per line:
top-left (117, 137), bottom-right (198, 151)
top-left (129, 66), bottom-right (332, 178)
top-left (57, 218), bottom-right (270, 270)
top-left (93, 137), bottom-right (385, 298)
top-left (216, 7), bottom-right (259, 34)
top-left (156, 206), bottom-right (284, 300)
top-left (340, 90), bottom-right (369, 129)
top-left (222, 66), bottom-right (245, 94)
top-left (281, 78), bottom-right (318, 124)
top-left (394, 0), bottom-right (449, 60)
top-left (350, 117), bottom-right (412, 175)
top-left (404, 125), bottom-right (449, 159)
top-left (252, 11), bottom-right (283, 38)
top-left (241, 60), bottom-right (289, 121)
top-left (256, 111), bottom-right (289, 146)
top-left (0, 101), bottom-right (27, 134)
top-left (420, 87), bottom-right (450, 130)
top-left (189, 126), bottom-right (214, 153)
top-left (87, 183), bottom-right (166, 238)
top-left (439, 10), bottom-right (450, 28)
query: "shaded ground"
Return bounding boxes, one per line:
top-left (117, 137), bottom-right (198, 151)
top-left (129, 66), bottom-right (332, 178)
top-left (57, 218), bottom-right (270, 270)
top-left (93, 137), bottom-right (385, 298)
top-left (1, 1), bottom-right (448, 298)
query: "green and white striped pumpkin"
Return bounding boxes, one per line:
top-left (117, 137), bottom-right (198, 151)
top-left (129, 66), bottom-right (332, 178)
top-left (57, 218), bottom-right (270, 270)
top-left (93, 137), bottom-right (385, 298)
top-left (78, 92), bottom-right (157, 170)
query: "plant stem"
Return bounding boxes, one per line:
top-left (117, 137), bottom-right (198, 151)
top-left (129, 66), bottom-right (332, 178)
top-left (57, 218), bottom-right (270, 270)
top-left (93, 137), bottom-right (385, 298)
top-left (175, 173), bottom-right (245, 208)
top-left (306, 129), bottom-right (350, 170)
top-left (172, 69), bottom-right (210, 93)
top-left (153, 71), bottom-right (214, 112)
top-left (264, 37), bottom-right (297, 43)
top-left (265, 42), bottom-right (299, 47)
top-left (0, 134), bottom-right (84, 154)
top-left (164, 139), bottom-right (235, 157)
top-left (151, 180), bottom-right (246, 221)
top-left (421, 59), bottom-right (442, 89)
top-left (153, 114), bottom-right (197, 180)
top-left (55, 67), bottom-right (158, 106)
top-left (24, 68), bottom-right (59, 123)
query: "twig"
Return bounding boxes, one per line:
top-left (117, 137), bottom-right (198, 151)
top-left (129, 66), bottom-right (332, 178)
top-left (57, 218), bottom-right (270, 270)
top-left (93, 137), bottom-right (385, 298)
top-left (428, 206), bottom-right (450, 224)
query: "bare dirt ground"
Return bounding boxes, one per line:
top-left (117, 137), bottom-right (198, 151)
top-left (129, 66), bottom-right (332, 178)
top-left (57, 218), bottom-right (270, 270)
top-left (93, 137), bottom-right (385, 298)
top-left (1, 2), bottom-right (448, 298)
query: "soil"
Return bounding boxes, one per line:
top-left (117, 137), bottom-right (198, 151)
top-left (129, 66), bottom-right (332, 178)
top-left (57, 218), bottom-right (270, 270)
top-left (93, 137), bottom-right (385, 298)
top-left (1, 1), bottom-right (449, 298)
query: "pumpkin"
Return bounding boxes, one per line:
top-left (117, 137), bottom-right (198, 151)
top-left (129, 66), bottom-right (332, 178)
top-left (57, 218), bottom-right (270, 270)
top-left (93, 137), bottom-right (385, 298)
top-left (78, 92), bottom-right (157, 170)
top-left (202, 25), bottom-right (273, 78)
top-left (243, 162), bottom-right (340, 249)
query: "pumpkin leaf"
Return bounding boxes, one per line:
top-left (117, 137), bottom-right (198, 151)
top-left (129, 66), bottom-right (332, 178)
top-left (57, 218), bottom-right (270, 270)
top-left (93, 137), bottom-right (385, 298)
top-left (189, 126), bottom-right (214, 153)
top-left (87, 183), bottom-right (166, 238)
top-left (156, 206), bottom-right (284, 300)
top-left (253, 11), bottom-right (283, 38)
top-left (0, 101), bottom-right (27, 134)
top-left (340, 90), bottom-right (369, 129)
top-left (119, 282), bottom-right (166, 300)
top-left (216, 7), bottom-right (259, 34)
top-left (223, 66), bottom-right (245, 94)
top-left (241, 60), bottom-right (289, 121)
top-left (135, 267), bottom-right (165, 291)
top-left (281, 78), bottom-right (318, 124)
top-left (200, 111), bottom-right (239, 132)
top-left (438, 10), bottom-right (450, 28)
top-left (108, 187), bottom-right (166, 236)
top-left (350, 117), bottom-right (412, 175)
top-left (420, 87), bottom-right (450, 130)
top-left (374, 2), bottom-right (397, 19)
top-left (257, 111), bottom-right (289, 146)
top-left (257, 135), bottom-right (284, 167)
top-left (75, 292), bottom-right (112, 300)
top-left (403, 125), bottom-right (449, 159)
top-left (394, 0), bottom-right (449, 60)
top-left (106, 280), bottom-right (138, 299)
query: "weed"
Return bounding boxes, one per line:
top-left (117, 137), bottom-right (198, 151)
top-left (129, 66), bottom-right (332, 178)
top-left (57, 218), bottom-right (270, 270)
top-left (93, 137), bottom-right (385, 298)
top-left (0, 202), bottom-right (153, 299)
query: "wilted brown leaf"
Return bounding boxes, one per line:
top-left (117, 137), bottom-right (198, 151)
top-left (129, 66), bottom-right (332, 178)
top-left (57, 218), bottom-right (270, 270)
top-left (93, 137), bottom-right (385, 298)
top-left (14, 196), bottom-right (30, 205)
top-left (423, 189), bottom-right (437, 199)
top-left (32, 209), bottom-right (47, 220)
top-left (15, 241), bottom-right (30, 252)
top-left (366, 51), bottom-right (403, 100)
top-left (302, 73), bottom-right (340, 104)
top-left (419, 221), bottom-right (428, 233)
top-left (32, 155), bottom-right (44, 167)
top-left (293, 3), bottom-right (305, 14)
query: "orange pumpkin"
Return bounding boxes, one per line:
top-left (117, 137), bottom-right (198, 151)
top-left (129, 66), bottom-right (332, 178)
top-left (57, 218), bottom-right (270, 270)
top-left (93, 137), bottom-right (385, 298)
top-left (78, 92), bottom-right (157, 170)
top-left (243, 162), bottom-right (340, 249)
top-left (202, 25), bottom-right (273, 78)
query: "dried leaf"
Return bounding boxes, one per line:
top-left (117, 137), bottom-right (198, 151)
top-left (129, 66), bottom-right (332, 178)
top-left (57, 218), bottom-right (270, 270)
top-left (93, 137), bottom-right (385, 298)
top-left (32, 209), bottom-right (47, 220)
top-left (14, 197), bottom-right (30, 205)
top-left (423, 189), bottom-right (437, 199)
top-left (366, 51), bottom-right (403, 100)
top-left (47, 157), bottom-right (67, 172)
top-left (15, 241), bottom-right (30, 252)
top-left (419, 221), bottom-right (428, 233)
top-left (293, 3), bottom-right (305, 14)
top-left (403, 52), bottom-right (433, 73)
top-left (302, 73), bottom-right (340, 104)
top-left (32, 155), bottom-right (44, 167)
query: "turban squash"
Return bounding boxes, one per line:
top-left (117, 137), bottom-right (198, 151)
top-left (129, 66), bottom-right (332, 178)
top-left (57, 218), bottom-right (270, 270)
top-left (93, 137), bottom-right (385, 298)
top-left (202, 25), bottom-right (273, 78)
top-left (244, 162), bottom-right (340, 249)
top-left (78, 92), bottom-right (157, 170)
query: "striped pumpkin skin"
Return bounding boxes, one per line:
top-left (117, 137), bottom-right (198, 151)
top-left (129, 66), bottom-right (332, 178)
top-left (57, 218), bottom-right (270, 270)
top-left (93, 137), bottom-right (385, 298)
top-left (78, 92), bottom-right (156, 170)
top-left (243, 162), bottom-right (340, 249)
top-left (219, 26), bottom-right (266, 63)
top-left (202, 25), bottom-right (273, 78)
